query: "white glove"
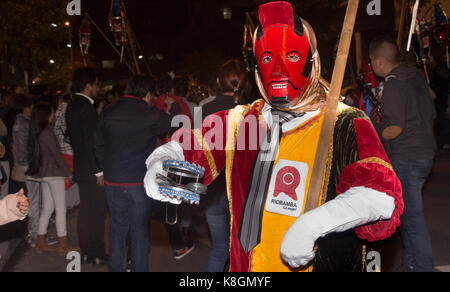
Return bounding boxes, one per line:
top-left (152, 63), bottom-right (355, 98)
top-left (144, 141), bottom-right (185, 205)
top-left (280, 186), bottom-right (395, 268)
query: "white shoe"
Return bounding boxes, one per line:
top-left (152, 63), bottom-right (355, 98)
top-left (26, 234), bottom-right (36, 248)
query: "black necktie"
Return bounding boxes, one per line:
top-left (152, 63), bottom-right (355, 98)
top-left (238, 110), bottom-right (305, 253)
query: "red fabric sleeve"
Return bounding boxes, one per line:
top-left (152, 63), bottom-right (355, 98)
top-left (336, 118), bottom-right (404, 242)
top-left (170, 110), bottom-right (229, 186)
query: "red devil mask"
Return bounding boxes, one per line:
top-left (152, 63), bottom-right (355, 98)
top-left (254, 1), bottom-right (313, 108)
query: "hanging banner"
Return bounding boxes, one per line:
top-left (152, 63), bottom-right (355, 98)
top-left (79, 15), bottom-right (91, 64)
top-left (109, 0), bottom-right (127, 46)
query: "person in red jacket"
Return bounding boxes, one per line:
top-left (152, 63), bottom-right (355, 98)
top-left (154, 74), bottom-right (193, 130)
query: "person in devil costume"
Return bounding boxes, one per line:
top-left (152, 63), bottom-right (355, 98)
top-left (359, 58), bottom-right (384, 123)
top-left (144, 1), bottom-right (403, 272)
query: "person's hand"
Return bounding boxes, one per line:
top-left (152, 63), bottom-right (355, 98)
top-left (280, 217), bottom-right (318, 268)
top-left (96, 175), bottom-right (104, 187)
top-left (15, 189), bottom-right (29, 215)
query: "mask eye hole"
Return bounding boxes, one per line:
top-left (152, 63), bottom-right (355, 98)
top-left (259, 51), bottom-right (273, 65)
top-left (262, 55), bottom-right (272, 64)
top-left (286, 53), bottom-right (300, 63)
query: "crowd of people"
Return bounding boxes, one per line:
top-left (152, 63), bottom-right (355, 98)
top-left (0, 59), bottom-right (254, 272)
top-left (0, 2), bottom-right (448, 273)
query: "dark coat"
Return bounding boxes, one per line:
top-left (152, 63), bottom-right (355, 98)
top-left (94, 95), bottom-right (179, 185)
top-left (66, 94), bottom-right (101, 181)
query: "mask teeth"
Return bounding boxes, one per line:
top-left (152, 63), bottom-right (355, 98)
top-left (272, 83), bottom-right (288, 90)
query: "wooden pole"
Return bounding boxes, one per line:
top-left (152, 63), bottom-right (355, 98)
top-left (397, 0), bottom-right (408, 48)
top-left (304, 0), bottom-right (360, 213)
top-left (121, 0), bottom-right (141, 75)
top-left (355, 31), bottom-right (363, 74)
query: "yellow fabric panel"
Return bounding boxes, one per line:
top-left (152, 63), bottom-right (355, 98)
top-left (251, 112), bottom-right (325, 272)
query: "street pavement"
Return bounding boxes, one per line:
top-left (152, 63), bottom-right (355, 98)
top-left (2, 150), bottom-right (450, 272)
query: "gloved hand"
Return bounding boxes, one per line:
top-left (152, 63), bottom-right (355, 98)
top-left (280, 186), bottom-right (395, 268)
top-left (144, 141), bottom-right (185, 205)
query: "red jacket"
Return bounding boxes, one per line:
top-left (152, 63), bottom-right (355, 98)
top-left (154, 95), bottom-right (193, 127)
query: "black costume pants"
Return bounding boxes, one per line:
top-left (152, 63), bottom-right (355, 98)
top-left (77, 175), bottom-right (108, 259)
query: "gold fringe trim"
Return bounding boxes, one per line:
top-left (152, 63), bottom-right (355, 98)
top-left (319, 140), bottom-right (334, 207)
top-left (357, 157), bottom-right (393, 172)
top-left (362, 244), bottom-right (367, 272)
top-left (192, 129), bottom-right (218, 180)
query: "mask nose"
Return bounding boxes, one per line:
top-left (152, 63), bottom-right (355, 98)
top-left (270, 55), bottom-right (289, 79)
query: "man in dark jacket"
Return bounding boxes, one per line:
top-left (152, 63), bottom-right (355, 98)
top-left (370, 36), bottom-right (436, 272)
top-left (66, 68), bottom-right (108, 264)
top-left (94, 75), bottom-right (180, 272)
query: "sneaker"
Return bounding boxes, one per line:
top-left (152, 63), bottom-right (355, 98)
top-left (173, 242), bottom-right (195, 260)
top-left (26, 234), bottom-right (36, 248)
top-left (46, 235), bottom-right (58, 246)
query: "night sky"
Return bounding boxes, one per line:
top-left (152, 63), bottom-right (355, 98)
top-left (75, 0), bottom-right (403, 82)
top-left (80, 0), bottom-right (257, 79)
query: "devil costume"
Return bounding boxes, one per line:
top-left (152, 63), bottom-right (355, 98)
top-left (144, 1), bottom-right (403, 272)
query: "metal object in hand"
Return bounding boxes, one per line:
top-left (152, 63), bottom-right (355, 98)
top-left (157, 160), bottom-right (207, 225)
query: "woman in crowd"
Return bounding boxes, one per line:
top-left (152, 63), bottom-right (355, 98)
top-left (201, 59), bottom-right (249, 271)
top-left (26, 102), bottom-right (79, 255)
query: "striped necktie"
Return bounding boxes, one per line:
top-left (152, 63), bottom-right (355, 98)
top-left (238, 110), bottom-right (305, 253)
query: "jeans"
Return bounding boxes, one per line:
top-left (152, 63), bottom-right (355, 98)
top-left (391, 159), bottom-right (434, 272)
top-left (205, 192), bottom-right (230, 272)
top-left (106, 185), bottom-right (152, 272)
